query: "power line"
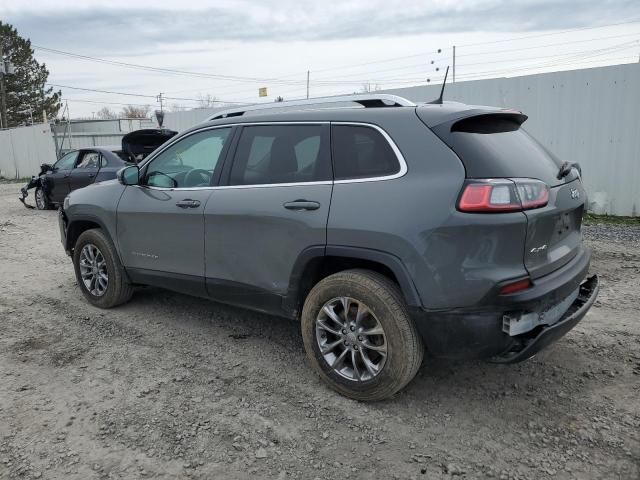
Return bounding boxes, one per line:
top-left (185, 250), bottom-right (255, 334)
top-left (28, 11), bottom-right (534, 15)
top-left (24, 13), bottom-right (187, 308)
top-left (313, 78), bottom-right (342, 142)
top-left (46, 83), bottom-right (250, 105)
top-left (458, 18), bottom-right (640, 47)
top-left (34, 19), bottom-right (640, 95)
top-left (165, 32), bottom-right (639, 98)
top-left (455, 32), bottom-right (640, 58)
top-left (34, 45), bottom-right (309, 86)
top-left (63, 98), bottom-right (154, 107)
top-left (48, 83), bottom-right (156, 99)
top-left (295, 41), bottom-right (637, 86)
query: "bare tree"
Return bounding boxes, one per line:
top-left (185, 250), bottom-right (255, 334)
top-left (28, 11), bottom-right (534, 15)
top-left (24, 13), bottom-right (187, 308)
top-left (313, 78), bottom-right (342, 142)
top-left (96, 107), bottom-right (118, 119)
top-left (360, 82), bottom-right (381, 93)
top-left (169, 103), bottom-right (187, 112)
top-left (197, 93), bottom-right (218, 108)
top-left (121, 105), bottom-right (150, 118)
top-left (274, 96), bottom-right (285, 102)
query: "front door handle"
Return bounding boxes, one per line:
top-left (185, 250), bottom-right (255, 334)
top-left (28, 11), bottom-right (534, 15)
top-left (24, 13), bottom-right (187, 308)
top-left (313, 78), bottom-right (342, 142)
top-left (283, 200), bottom-right (321, 211)
top-left (176, 199), bottom-right (201, 209)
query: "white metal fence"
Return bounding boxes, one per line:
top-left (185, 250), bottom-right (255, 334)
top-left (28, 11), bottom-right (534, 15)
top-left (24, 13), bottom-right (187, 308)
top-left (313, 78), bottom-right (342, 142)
top-left (381, 63), bottom-right (640, 216)
top-left (1, 64), bottom-right (638, 215)
top-left (0, 123), bottom-right (57, 179)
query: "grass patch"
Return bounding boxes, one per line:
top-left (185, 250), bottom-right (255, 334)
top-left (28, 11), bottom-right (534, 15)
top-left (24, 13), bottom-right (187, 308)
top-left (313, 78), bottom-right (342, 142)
top-left (584, 213), bottom-right (640, 226)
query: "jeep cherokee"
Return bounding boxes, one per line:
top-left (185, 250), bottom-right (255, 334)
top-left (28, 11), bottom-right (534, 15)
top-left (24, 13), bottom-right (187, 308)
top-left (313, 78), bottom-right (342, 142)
top-left (58, 94), bottom-right (599, 401)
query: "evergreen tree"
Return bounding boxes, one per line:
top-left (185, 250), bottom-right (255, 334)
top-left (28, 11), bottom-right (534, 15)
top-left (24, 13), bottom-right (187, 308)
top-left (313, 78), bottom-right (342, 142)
top-left (0, 22), bottom-right (61, 127)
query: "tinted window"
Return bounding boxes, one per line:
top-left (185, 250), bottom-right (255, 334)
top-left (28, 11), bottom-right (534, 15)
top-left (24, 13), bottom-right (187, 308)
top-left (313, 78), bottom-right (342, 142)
top-left (55, 151), bottom-right (78, 170)
top-left (230, 125), bottom-right (330, 185)
top-left (144, 128), bottom-right (230, 188)
top-left (76, 152), bottom-right (100, 169)
top-left (332, 125), bottom-right (400, 180)
top-left (434, 115), bottom-right (569, 187)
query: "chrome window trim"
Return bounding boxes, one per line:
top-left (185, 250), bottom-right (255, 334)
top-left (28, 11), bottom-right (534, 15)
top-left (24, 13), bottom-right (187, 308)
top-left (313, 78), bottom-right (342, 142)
top-left (331, 122), bottom-right (407, 184)
top-left (138, 121), bottom-right (406, 192)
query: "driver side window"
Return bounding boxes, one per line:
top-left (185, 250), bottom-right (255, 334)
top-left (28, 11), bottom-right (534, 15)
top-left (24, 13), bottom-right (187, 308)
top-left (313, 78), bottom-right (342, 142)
top-left (55, 151), bottom-right (79, 170)
top-left (144, 128), bottom-right (231, 188)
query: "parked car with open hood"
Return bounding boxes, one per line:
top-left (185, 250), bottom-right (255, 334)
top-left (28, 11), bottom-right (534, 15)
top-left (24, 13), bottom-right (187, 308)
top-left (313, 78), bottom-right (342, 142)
top-left (19, 128), bottom-right (177, 210)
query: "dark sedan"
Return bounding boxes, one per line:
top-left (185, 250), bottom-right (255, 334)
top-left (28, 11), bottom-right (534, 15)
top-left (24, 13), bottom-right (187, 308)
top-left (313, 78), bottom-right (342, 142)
top-left (31, 146), bottom-right (130, 210)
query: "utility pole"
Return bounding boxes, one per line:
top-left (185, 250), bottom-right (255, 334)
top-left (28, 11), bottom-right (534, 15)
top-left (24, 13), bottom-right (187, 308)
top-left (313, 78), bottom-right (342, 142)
top-left (66, 101), bottom-right (72, 149)
top-left (0, 40), bottom-right (8, 129)
top-left (306, 71), bottom-right (310, 99)
top-left (157, 92), bottom-right (165, 113)
top-left (452, 45), bottom-right (456, 84)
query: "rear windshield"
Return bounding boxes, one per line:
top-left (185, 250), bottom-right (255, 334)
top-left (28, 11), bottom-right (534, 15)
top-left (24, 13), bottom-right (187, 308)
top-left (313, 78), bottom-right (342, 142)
top-left (434, 115), bottom-right (567, 186)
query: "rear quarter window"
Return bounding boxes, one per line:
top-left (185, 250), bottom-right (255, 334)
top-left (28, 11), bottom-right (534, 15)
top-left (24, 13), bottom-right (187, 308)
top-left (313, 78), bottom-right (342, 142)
top-left (331, 125), bottom-right (400, 180)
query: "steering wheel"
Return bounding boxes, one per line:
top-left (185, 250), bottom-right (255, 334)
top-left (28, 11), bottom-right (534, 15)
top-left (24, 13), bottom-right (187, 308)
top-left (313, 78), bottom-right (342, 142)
top-left (184, 169), bottom-right (212, 187)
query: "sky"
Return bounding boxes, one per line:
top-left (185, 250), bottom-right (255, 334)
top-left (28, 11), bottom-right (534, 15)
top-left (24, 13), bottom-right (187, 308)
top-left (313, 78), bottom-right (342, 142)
top-left (1, 0), bottom-right (639, 118)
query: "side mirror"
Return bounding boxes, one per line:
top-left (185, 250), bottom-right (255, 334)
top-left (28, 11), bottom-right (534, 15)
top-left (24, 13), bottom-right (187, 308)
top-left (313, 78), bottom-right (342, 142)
top-left (117, 165), bottom-right (140, 186)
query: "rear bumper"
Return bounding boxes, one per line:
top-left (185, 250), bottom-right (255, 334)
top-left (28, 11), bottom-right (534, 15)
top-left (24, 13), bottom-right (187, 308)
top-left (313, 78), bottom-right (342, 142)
top-left (410, 246), bottom-right (597, 360)
top-left (491, 275), bottom-right (598, 363)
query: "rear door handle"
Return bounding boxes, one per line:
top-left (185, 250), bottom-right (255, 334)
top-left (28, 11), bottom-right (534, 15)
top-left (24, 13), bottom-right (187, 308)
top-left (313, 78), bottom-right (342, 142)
top-left (176, 199), bottom-right (201, 209)
top-left (283, 200), bottom-right (321, 211)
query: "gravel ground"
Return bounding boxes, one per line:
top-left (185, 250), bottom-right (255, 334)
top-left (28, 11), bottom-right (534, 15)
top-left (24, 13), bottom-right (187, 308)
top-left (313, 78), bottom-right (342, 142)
top-left (0, 182), bottom-right (639, 480)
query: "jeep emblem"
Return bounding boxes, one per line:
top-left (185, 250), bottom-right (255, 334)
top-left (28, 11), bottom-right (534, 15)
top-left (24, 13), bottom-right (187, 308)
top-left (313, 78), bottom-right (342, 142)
top-left (570, 188), bottom-right (580, 199)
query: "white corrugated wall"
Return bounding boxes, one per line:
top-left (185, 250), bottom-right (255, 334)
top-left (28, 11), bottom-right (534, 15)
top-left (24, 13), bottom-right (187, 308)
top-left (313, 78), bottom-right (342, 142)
top-left (381, 63), bottom-right (640, 216)
top-left (1, 64), bottom-right (638, 215)
top-left (0, 123), bottom-right (57, 179)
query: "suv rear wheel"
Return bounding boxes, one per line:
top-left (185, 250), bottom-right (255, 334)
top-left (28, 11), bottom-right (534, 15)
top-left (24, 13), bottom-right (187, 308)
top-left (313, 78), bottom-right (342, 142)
top-left (73, 229), bottom-right (133, 308)
top-left (301, 269), bottom-right (423, 401)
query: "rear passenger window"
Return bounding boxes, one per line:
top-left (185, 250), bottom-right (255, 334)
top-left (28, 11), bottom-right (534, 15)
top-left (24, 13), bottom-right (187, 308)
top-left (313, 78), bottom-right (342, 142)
top-left (230, 125), bottom-right (330, 185)
top-left (332, 125), bottom-right (400, 180)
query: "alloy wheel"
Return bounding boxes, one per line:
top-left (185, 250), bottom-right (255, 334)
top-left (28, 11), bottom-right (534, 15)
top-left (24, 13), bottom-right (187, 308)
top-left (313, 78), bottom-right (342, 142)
top-left (79, 244), bottom-right (108, 296)
top-left (35, 189), bottom-right (45, 210)
top-left (315, 297), bottom-right (387, 381)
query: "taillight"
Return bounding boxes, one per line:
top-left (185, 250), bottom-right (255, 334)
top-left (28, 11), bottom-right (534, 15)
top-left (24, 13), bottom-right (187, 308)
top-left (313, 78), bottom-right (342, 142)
top-left (499, 278), bottom-right (532, 295)
top-left (458, 179), bottom-right (549, 213)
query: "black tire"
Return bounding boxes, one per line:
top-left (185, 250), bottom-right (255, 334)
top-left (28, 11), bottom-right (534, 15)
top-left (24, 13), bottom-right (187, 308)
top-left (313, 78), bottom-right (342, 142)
top-left (301, 269), bottom-right (424, 401)
top-left (73, 228), bottom-right (133, 308)
top-left (35, 187), bottom-right (52, 210)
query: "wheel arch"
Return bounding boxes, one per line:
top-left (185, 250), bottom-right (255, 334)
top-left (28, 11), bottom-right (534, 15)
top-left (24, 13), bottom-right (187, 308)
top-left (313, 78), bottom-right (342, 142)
top-left (284, 245), bottom-right (422, 318)
top-left (65, 215), bottom-right (117, 258)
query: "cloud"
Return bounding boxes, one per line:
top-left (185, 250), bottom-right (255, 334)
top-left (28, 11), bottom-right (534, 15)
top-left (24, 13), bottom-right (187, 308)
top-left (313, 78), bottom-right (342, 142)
top-left (4, 0), bottom-right (638, 53)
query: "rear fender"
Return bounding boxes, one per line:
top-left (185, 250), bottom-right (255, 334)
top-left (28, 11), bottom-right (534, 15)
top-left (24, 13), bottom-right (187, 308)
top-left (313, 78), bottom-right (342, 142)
top-left (283, 245), bottom-right (421, 318)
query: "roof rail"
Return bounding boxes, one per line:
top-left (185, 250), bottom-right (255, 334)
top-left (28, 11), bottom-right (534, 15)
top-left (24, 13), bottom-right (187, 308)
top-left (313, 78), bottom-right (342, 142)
top-left (206, 94), bottom-right (416, 121)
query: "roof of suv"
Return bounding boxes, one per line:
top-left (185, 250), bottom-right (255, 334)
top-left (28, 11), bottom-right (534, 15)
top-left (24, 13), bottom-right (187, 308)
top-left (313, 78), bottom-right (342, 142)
top-left (192, 97), bottom-right (516, 135)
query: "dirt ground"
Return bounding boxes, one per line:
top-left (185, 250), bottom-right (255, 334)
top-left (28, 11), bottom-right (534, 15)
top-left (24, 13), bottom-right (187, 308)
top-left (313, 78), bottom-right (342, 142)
top-left (0, 182), bottom-right (638, 480)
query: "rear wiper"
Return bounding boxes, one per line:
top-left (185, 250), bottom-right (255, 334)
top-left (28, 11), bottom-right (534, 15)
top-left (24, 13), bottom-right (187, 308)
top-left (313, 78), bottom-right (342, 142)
top-left (557, 161), bottom-right (581, 180)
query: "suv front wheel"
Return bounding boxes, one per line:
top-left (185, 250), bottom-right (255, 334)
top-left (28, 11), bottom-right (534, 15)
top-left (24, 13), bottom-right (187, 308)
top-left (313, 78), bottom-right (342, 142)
top-left (301, 269), bottom-right (424, 401)
top-left (73, 229), bottom-right (133, 308)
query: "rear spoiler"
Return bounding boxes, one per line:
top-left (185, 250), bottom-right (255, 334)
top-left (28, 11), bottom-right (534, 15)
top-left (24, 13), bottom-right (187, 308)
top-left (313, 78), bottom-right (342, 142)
top-left (417, 103), bottom-right (527, 129)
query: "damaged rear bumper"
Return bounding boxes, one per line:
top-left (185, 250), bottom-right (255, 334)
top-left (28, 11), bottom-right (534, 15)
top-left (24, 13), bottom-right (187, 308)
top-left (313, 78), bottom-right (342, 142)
top-left (490, 275), bottom-right (598, 363)
top-left (410, 246), bottom-right (598, 361)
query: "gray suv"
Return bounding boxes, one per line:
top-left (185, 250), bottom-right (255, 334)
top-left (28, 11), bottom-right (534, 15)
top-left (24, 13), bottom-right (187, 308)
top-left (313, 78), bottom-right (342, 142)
top-left (58, 94), bottom-right (599, 400)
